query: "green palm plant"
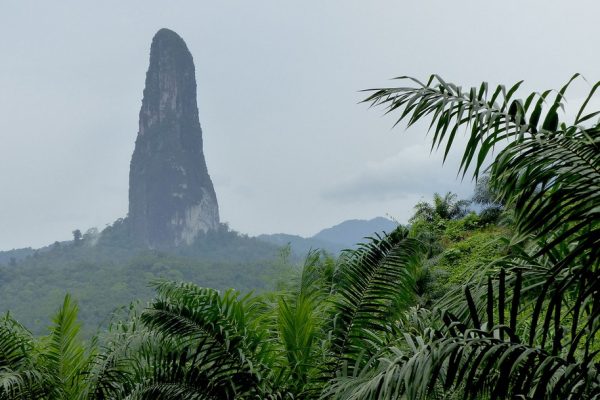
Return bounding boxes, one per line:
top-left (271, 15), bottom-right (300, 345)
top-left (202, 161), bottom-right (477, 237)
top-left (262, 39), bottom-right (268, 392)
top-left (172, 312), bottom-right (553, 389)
top-left (129, 282), bottom-right (280, 399)
top-left (325, 74), bottom-right (600, 399)
top-left (38, 295), bottom-right (92, 399)
top-left (0, 294), bottom-right (133, 400)
top-left (274, 251), bottom-right (334, 396)
top-left (326, 228), bottom-right (424, 376)
top-left (0, 314), bottom-right (47, 399)
top-left (411, 192), bottom-right (470, 223)
top-left (106, 226), bottom-right (424, 399)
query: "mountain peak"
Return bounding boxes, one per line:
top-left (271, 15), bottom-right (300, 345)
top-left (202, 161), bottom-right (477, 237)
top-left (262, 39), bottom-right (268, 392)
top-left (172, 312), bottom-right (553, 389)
top-left (128, 30), bottom-right (219, 248)
top-left (312, 217), bottom-right (398, 245)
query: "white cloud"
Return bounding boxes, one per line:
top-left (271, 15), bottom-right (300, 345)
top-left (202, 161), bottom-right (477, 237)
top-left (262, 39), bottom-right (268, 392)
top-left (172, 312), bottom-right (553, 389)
top-left (323, 142), bottom-right (474, 203)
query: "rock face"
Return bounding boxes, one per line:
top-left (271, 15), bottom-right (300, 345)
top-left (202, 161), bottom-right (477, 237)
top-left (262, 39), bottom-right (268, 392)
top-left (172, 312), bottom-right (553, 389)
top-left (128, 28), bottom-right (219, 247)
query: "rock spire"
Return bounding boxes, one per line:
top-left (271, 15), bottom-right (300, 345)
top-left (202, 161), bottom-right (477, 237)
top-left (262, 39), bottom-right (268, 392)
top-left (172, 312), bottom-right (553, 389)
top-left (128, 28), bottom-right (219, 247)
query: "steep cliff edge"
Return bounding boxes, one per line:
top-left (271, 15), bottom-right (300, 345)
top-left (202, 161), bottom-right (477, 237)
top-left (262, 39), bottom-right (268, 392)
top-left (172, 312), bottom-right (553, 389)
top-left (129, 28), bottom-right (219, 247)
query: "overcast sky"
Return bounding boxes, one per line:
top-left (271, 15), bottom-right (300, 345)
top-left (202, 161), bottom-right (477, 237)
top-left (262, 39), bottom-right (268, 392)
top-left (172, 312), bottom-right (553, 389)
top-left (1, 1), bottom-right (599, 250)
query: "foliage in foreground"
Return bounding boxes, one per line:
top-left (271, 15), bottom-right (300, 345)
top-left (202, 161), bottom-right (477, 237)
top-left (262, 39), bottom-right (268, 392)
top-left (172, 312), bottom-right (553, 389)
top-left (334, 74), bottom-right (600, 399)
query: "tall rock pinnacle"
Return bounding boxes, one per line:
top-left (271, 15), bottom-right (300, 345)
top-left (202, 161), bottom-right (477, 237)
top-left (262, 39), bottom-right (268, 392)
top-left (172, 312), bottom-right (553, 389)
top-left (128, 28), bottom-right (219, 247)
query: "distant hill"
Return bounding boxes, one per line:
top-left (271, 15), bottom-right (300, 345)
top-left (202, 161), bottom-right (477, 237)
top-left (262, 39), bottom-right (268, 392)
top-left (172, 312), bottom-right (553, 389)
top-left (313, 217), bottom-right (398, 245)
top-left (258, 217), bottom-right (398, 255)
top-left (256, 233), bottom-right (345, 255)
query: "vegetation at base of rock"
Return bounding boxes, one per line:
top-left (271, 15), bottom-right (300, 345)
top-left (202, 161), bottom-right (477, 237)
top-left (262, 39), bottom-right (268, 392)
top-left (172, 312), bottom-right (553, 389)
top-left (0, 223), bottom-right (285, 337)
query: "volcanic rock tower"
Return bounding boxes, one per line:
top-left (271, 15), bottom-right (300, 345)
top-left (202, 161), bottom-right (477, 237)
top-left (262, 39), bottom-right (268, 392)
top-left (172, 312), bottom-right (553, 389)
top-left (128, 28), bottom-right (219, 247)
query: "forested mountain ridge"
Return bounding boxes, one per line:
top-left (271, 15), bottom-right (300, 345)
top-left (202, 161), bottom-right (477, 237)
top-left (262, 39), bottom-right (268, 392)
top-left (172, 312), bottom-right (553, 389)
top-left (313, 216), bottom-right (398, 245)
top-left (0, 216), bottom-right (399, 264)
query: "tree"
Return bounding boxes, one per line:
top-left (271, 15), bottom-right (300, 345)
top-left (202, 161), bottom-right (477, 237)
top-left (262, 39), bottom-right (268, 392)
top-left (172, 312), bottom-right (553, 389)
top-left (472, 174), bottom-right (504, 225)
top-left (72, 229), bottom-right (82, 245)
top-left (410, 192), bottom-right (470, 223)
top-left (326, 74), bottom-right (600, 398)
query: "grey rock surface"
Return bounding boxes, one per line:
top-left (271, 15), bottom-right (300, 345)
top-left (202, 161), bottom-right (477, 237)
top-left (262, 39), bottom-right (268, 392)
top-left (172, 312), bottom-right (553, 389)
top-left (128, 28), bottom-right (219, 247)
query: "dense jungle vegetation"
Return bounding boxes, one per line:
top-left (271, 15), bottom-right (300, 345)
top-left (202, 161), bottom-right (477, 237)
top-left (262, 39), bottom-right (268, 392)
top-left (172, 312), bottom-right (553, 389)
top-left (0, 74), bottom-right (598, 399)
top-left (0, 224), bottom-right (285, 337)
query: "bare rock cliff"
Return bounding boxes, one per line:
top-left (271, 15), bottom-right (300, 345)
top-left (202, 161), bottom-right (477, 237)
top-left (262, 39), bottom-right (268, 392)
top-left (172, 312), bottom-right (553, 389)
top-left (128, 28), bottom-right (219, 247)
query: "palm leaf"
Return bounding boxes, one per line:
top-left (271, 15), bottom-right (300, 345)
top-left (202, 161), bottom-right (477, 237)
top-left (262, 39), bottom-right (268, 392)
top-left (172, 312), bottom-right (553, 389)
top-left (327, 227), bottom-right (424, 375)
top-left (40, 294), bottom-right (91, 400)
top-left (0, 315), bottom-right (47, 399)
top-left (355, 75), bottom-right (600, 399)
top-left (138, 281), bottom-right (280, 398)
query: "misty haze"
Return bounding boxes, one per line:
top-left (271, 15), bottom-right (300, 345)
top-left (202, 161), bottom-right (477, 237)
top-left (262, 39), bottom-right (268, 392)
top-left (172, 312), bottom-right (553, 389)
top-left (0, 2), bottom-right (599, 399)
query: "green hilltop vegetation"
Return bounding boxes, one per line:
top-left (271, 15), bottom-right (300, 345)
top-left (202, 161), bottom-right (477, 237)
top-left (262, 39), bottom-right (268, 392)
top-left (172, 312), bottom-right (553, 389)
top-left (0, 221), bottom-right (285, 337)
top-left (0, 74), bottom-right (598, 399)
top-left (0, 216), bottom-right (400, 337)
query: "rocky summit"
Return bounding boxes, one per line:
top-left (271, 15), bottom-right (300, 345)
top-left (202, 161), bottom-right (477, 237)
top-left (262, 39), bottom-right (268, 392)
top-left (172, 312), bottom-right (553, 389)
top-left (128, 28), bottom-right (219, 247)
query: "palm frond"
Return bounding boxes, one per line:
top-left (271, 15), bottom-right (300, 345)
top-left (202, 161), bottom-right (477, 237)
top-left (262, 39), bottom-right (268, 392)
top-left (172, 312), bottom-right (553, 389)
top-left (138, 281), bottom-right (279, 398)
top-left (40, 294), bottom-right (91, 399)
top-left (364, 74), bottom-right (582, 178)
top-left (491, 126), bottom-right (600, 262)
top-left (359, 74), bottom-right (600, 399)
top-left (275, 251), bottom-right (334, 396)
top-left (328, 227), bottom-right (424, 375)
top-left (0, 315), bottom-right (47, 399)
top-left (325, 308), bottom-right (441, 400)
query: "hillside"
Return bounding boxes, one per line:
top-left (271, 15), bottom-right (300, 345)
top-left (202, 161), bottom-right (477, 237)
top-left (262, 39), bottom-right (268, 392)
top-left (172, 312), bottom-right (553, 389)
top-left (0, 216), bottom-right (401, 336)
top-left (0, 222), bottom-right (286, 336)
